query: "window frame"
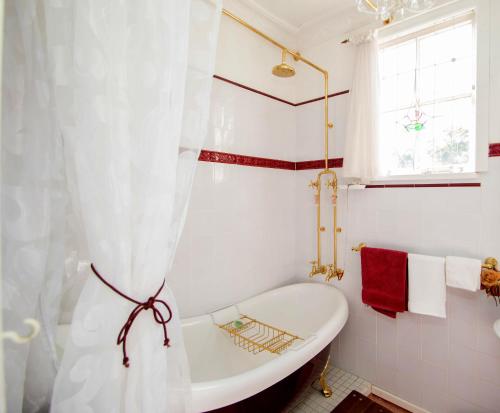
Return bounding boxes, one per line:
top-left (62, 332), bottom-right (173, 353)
top-left (374, 0), bottom-right (490, 181)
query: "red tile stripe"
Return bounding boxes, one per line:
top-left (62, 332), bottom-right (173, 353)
top-left (213, 75), bottom-right (349, 107)
top-left (294, 90), bottom-right (350, 106)
top-left (198, 150), bottom-right (484, 187)
top-left (199, 143), bottom-right (500, 175)
top-left (198, 149), bottom-right (295, 170)
top-left (213, 75), bottom-right (295, 106)
top-left (365, 183), bottom-right (481, 188)
top-left (198, 150), bottom-right (343, 171)
top-left (295, 158), bottom-right (343, 170)
top-left (489, 143), bottom-right (500, 157)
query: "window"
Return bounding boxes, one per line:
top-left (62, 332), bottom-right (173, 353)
top-left (378, 13), bottom-right (476, 177)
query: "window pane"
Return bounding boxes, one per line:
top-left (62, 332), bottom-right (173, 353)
top-left (420, 23), bottom-right (473, 67)
top-left (380, 97), bottom-right (474, 175)
top-left (379, 18), bottom-right (475, 177)
top-left (427, 97), bottom-right (474, 173)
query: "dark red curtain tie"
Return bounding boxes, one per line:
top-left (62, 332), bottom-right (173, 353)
top-left (90, 263), bottom-right (173, 368)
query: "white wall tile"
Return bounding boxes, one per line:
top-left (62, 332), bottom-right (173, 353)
top-left (420, 361), bottom-right (449, 413)
top-left (421, 317), bottom-right (449, 367)
top-left (356, 338), bottom-right (377, 383)
top-left (169, 29), bottom-right (500, 412)
top-left (448, 344), bottom-right (478, 404)
top-left (395, 356), bottom-right (423, 407)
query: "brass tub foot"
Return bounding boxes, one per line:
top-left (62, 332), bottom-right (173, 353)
top-left (319, 355), bottom-right (333, 398)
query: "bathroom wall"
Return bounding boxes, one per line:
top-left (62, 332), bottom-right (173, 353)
top-left (168, 2), bottom-right (299, 318)
top-left (214, 0), bottom-right (298, 103)
top-left (169, 0), bottom-right (500, 410)
top-left (294, 1), bottom-right (500, 412)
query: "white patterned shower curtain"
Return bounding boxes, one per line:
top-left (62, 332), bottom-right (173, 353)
top-left (2, 1), bottom-right (221, 412)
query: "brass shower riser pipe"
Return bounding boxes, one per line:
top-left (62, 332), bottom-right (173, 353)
top-left (221, 8), bottom-right (330, 169)
top-left (222, 9), bottom-right (326, 74)
top-left (221, 8), bottom-right (342, 282)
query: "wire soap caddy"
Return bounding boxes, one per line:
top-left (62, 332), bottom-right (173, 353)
top-left (218, 315), bottom-right (302, 355)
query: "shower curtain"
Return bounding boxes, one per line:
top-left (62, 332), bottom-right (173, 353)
top-left (2, 0), bottom-right (221, 411)
top-left (2, 1), bottom-right (67, 411)
top-left (343, 35), bottom-right (381, 183)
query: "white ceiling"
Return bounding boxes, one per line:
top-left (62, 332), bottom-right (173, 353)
top-left (246, 0), bottom-right (355, 30)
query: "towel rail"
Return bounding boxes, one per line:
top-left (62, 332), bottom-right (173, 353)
top-left (352, 242), bottom-right (500, 304)
top-left (351, 242), bottom-right (498, 271)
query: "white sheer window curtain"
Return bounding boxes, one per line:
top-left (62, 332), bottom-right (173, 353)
top-left (2, 0), bottom-right (221, 412)
top-left (343, 35), bottom-right (381, 183)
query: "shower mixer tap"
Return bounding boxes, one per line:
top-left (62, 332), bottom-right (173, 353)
top-left (309, 261), bottom-right (327, 276)
top-left (326, 265), bottom-right (344, 282)
top-left (308, 168), bottom-right (343, 284)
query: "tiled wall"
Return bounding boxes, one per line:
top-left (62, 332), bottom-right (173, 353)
top-left (321, 166), bottom-right (500, 413)
top-left (171, 71), bottom-right (500, 412)
top-left (169, 2), bottom-right (500, 411)
top-left (168, 79), bottom-right (298, 318)
top-left (292, 1), bottom-right (500, 410)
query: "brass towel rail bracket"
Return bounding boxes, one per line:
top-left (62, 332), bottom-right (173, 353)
top-left (352, 243), bottom-right (367, 253)
top-left (482, 257), bottom-right (498, 271)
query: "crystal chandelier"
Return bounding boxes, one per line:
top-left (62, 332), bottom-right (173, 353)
top-left (356, 0), bottom-right (435, 23)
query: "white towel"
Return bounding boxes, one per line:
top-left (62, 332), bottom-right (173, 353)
top-left (445, 256), bottom-right (482, 292)
top-left (408, 254), bottom-right (446, 318)
top-left (446, 257), bottom-right (481, 291)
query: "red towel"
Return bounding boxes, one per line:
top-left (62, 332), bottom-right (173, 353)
top-left (361, 247), bottom-right (408, 318)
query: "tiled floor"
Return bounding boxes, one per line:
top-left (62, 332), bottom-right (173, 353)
top-left (288, 367), bottom-right (372, 413)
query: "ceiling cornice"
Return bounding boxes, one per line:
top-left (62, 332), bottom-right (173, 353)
top-left (238, 0), bottom-right (301, 34)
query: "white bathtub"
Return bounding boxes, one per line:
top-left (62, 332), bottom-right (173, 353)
top-left (57, 282), bottom-right (348, 412)
top-left (185, 282), bottom-right (348, 411)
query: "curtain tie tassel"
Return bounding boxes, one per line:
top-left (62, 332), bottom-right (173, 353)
top-left (90, 263), bottom-right (173, 368)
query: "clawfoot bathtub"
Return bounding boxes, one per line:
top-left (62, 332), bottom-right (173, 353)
top-left (57, 282), bottom-right (348, 412)
top-left (185, 282), bottom-right (348, 411)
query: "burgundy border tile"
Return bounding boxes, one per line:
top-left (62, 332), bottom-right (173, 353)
top-left (213, 75), bottom-right (295, 106)
top-left (449, 182), bottom-right (481, 187)
top-left (414, 183), bottom-right (449, 188)
top-left (295, 158), bottom-right (343, 170)
top-left (294, 90), bottom-right (350, 106)
top-left (489, 142), bottom-right (500, 157)
top-left (213, 75), bottom-right (349, 107)
top-left (366, 183), bottom-right (481, 189)
top-left (198, 149), bottom-right (295, 170)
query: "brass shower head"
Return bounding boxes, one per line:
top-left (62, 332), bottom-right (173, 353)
top-left (272, 50), bottom-right (295, 78)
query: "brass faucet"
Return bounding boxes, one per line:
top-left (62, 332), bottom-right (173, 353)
top-left (309, 261), bottom-right (327, 277)
top-left (326, 264), bottom-right (344, 282)
top-left (308, 168), bottom-right (344, 284)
